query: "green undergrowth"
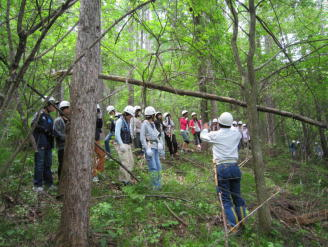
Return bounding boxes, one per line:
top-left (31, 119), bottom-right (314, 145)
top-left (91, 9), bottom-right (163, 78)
top-left (0, 146), bottom-right (327, 246)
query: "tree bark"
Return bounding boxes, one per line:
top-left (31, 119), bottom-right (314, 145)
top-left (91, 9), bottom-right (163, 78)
top-left (56, 0), bottom-right (100, 246)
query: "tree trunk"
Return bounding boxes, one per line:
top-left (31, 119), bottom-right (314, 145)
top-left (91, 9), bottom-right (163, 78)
top-left (211, 100), bottom-right (218, 119)
top-left (56, 0), bottom-right (100, 246)
top-left (245, 0), bottom-right (272, 233)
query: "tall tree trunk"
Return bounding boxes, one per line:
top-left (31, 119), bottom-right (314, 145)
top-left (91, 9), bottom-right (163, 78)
top-left (56, 0), bottom-right (100, 246)
top-left (315, 104), bottom-right (328, 159)
top-left (211, 100), bottom-right (218, 119)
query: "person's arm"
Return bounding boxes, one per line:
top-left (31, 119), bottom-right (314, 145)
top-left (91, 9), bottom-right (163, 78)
top-left (53, 119), bottom-right (65, 141)
top-left (115, 118), bottom-right (123, 145)
top-left (140, 122), bottom-right (147, 149)
top-left (200, 123), bottom-right (215, 143)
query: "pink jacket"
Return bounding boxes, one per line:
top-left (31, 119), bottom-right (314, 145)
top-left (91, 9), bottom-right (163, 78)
top-left (179, 117), bottom-right (189, 131)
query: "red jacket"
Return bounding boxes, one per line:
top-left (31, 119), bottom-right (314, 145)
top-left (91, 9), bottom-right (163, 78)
top-left (189, 119), bottom-right (202, 134)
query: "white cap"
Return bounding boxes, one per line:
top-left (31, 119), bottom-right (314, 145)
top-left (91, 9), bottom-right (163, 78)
top-left (212, 118), bottom-right (218, 123)
top-left (134, 105), bottom-right (141, 111)
top-left (232, 121), bottom-right (237, 125)
top-left (145, 106), bottom-right (156, 116)
top-left (191, 112), bottom-right (197, 117)
top-left (238, 121), bottom-right (243, 125)
top-left (106, 105), bottom-right (115, 113)
top-left (218, 112), bottom-right (233, 127)
top-left (163, 112), bottom-right (170, 118)
top-left (42, 96), bottom-right (56, 103)
top-left (123, 105), bottom-right (135, 115)
top-left (182, 110), bottom-right (188, 115)
top-left (59, 101), bottom-right (70, 109)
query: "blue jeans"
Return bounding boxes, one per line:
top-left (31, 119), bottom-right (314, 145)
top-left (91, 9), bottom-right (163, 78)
top-left (145, 148), bottom-right (162, 189)
top-left (104, 132), bottom-right (114, 153)
top-left (217, 163), bottom-right (246, 227)
top-left (34, 149), bottom-right (53, 187)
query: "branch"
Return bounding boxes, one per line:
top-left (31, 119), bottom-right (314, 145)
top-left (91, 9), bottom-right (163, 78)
top-left (52, 70), bottom-right (328, 128)
top-left (164, 202), bottom-right (188, 226)
top-left (34, 21), bottom-right (78, 60)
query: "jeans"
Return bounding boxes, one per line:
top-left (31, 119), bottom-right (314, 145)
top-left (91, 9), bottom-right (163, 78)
top-left (217, 163), bottom-right (246, 227)
top-left (34, 148), bottom-right (53, 187)
top-left (57, 149), bottom-right (64, 180)
top-left (104, 132), bottom-right (114, 153)
top-left (145, 148), bottom-right (162, 189)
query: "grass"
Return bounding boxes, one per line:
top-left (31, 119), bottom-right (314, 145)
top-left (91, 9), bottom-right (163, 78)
top-left (0, 145), bottom-right (327, 246)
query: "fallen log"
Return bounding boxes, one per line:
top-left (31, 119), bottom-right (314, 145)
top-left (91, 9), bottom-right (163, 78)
top-left (285, 209), bottom-right (328, 225)
top-left (52, 70), bottom-right (327, 128)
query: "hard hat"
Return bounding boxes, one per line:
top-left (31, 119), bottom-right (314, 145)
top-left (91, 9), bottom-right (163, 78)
top-left (106, 105), bottom-right (115, 113)
top-left (59, 101), bottom-right (70, 109)
top-left (292, 140), bottom-right (296, 143)
top-left (134, 105), bottom-right (141, 111)
top-left (123, 105), bottom-right (135, 116)
top-left (145, 106), bottom-right (156, 116)
top-left (191, 112), bottom-right (197, 117)
top-left (218, 112), bottom-right (233, 127)
top-left (232, 121), bottom-right (237, 125)
top-left (97, 104), bottom-right (100, 109)
top-left (242, 124), bottom-right (246, 127)
top-left (182, 110), bottom-right (188, 115)
top-left (238, 121), bottom-right (243, 125)
top-left (155, 111), bottom-right (162, 116)
top-left (42, 96), bottom-right (56, 103)
top-left (115, 112), bottom-right (121, 117)
top-left (163, 112), bottom-right (170, 118)
top-left (212, 118), bottom-right (218, 123)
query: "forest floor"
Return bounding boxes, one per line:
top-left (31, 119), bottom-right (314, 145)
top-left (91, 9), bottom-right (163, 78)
top-left (0, 145), bottom-right (328, 247)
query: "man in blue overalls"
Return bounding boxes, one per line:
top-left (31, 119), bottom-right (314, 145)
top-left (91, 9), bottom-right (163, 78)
top-left (201, 112), bottom-right (246, 231)
top-left (31, 96), bottom-right (56, 192)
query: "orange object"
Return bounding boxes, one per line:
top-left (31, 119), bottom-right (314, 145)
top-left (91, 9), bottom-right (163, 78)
top-left (93, 141), bottom-right (106, 176)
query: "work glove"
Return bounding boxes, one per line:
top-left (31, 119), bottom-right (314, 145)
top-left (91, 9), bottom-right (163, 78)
top-left (158, 142), bottom-right (164, 151)
top-left (119, 144), bottom-right (127, 153)
top-left (146, 148), bottom-right (153, 157)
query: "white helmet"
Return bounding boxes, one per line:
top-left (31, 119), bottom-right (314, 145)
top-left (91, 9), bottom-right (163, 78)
top-left (182, 110), bottom-right (188, 115)
top-left (97, 104), bottom-right (100, 109)
top-left (134, 105), bottom-right (141, 111)
top-left (123, 105), bottom-right (135, 116)
top-left (155, 111), bottom-right (162, 116)
top-left (42, 95), bottom-right (56, 103)
top-left (59, 101), bottom-right (70, 109)
top-left (232, 121), bottom-right (237, 125)
top-left (218, 112), bottom-right (233, 127)
top-left (292, 140), bottom-right (296, 143)
top-left (106, 105), bottom-right (115, 113)
top-left (212, 118), bottom-right (218, 123)
top-left (145, 106), bottom-right (156, 116)
top-left (163, 112), bottom-right (170, 118)
top-left (191, 112), bottom-right (197, 117)
top-left (115, 112), bottom-right (121, 117)
top-left (238, 121), bottom-right (243, 125)
top-left (242, 124), bottom-right (246, 127)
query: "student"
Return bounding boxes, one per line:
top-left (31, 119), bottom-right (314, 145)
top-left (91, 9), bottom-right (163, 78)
top-left (231, 121), bottom-right (238, 131)
top-left (289, 140), bottom-right (296, 158)
top-left (211, 118), bottom-right (219, 131)
top-left (163, 112), bottom-right (178, 158)
top-left (31, 96), bottom-right (56, 192)
top-left (115, 105), bottom-right (135, 185)
top-left (53, 100), bottom-right (70, 182)
top-left (93, 104), bottom-right (106, 182)
top-left (242, 124), bottom-right (250, 149)
top-left (104, 105), bottom-right (116, 153)
top-left (200, 112), bottom-right (246, 231)
top-left (179, 110), bottom-right (190, 152)
top-left (189, 112), bottom-right (202, 151)
top-left (131, 106), bottom-right (143, 157)
top-left (140, 106), bottom-right (163, 190)
top-left (237, 121), bottom-right (243, 149)
top-left (155, 112), bottom-right (166, 158)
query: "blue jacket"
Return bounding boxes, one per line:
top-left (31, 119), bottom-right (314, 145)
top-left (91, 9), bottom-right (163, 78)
top-left (32, 110), bottom-right (54, 149)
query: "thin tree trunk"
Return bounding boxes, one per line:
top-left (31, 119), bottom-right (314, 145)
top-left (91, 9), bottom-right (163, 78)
top-left (56, 0), bottom-right (100, 246)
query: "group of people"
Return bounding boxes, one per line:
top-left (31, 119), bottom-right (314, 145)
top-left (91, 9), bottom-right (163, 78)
top-left (31, 97), bottom-right (247, 232)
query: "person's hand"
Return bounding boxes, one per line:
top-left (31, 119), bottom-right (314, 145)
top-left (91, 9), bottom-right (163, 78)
top-left (146, 148), bottom-right (153, 157)
top-left (119, 144), bottom-right (127, 153)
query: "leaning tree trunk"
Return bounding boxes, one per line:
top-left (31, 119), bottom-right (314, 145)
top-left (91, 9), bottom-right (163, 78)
top-left (55, 0), bottom-right (100, 246)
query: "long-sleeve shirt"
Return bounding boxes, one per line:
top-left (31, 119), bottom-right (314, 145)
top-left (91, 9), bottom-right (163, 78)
top-left (163, 117), bottom-right (175, 136)
top-left (179, 117), bottom-right (189, 131)
top-left (53, 117), bottom-right (67, 150)
top-left (140, 120), bottom-right (160, 149)
top-left (200, 128), bottom-right (242, 164)
top-left (32, 110), bottom-right (54, 149)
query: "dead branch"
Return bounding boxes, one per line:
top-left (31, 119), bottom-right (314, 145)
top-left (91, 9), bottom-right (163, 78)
top-left (164, 201), bottom-right (188, 226)
top-left (285, 209), bottom-right (328, 225)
